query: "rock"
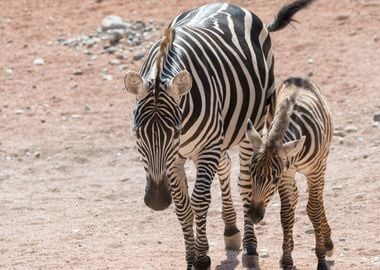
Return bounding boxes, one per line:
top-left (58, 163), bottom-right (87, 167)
top-left (354, 192), bottom-right (366, 199)
top-left (335, 14), bottom-right (350, 21)
top-left (109, 59), bottom-right (121, 65)
top-left (332, 185), bottom-right (343, 191)
top-left (131, 20), bottom-right (146, 31)
top-left (373, 112), bottom-right (380, 122)
top-left (333, 130), bottom-right (346, 137)
top-left (133, 50), bottom-right (145, 61)
top-left (305, 229), bottom-right (314, 234)
top-left (344, 125), bottom-right (358, 133)
top-left (73, 69), bottom-right (83, 75)
top-left (102, 74), bottom-right (113, 81)
top-left (339, 138), bottom-right (344, 145)
top-left (14, 109), bottom-right (24, 114)
top-left (34, 152), bottom-right (41, 158)
top-left (33, 57), bottom-right (45, 65)
top-left (104, 30), bottom-right (124, 45)
top-left (259, 251), bottom-right (269, 258)
top-left (101, 15), bottom-right (127, 31)
top-left (371, 256), bottom-right (380, 266)
top-left (373, 122), bottom-right (379, 128)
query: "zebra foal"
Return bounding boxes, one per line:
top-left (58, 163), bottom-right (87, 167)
top-left (245, 77), bottom-right (334, 270)
top-left (124, 1), bottom-right (314, 269)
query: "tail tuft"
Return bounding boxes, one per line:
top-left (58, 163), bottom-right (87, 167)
top-left (266, 0), bottom-right (314, 32)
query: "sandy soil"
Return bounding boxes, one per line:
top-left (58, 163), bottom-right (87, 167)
top-left (1, 0), bottom-right (379, 269)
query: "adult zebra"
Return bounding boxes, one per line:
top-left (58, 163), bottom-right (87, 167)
top-left (124, 1), bottom-right (314, 269)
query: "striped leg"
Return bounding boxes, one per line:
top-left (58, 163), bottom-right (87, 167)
top-left (217, 151), bottom-right (241, 250)
top-left (191, 149), bottom-right (221, 270)
top-left (238, 138), bottom-right (260, 269)
top-left (169, 157), bottom-right (195, 269)
top-left (278, 168), bottom-right (298, 270)
top-left (306, 166), bottom-right (329, 270)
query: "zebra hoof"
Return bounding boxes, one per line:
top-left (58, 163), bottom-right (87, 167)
top-left (242, 254), bottom-right (260, 269)
top-left (224, 226), bottom-right (241, 250)
top-left (317, 260), bottom-right (329, 270)
top-left (326, 248), bottom-right (334, 257)
top-left (192, 256), bottom-right (211, 270)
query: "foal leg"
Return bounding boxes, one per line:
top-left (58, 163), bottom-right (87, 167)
top-left (306, 166), bottom-right (330, 270)
top-left (217, 151), bottom-right (241, 250)
top-left (278, 168), bottom-right (297, 270)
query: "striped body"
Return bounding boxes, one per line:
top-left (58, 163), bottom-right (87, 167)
top-left (245, 77), bottom-right (334, 270)
top-left (124, 1), bottom-right (314, 269)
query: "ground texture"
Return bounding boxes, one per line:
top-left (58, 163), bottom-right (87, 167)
top-left (1, 0), bottom-right (379, 269)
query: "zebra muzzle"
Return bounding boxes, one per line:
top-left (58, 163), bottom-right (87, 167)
top-left (247, 201), bottom-right (265, 224)
top-left (144, 177), bottom-right (172, 211)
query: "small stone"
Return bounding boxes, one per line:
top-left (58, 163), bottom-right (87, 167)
top-left (71, 114), bottom-right (81, 119)
top-left (332, 185), bottom-right (343, 191)
top-left (333, 130), bottom-right (346, 137)
top-left (131, 20), bottom-right (146, 31)
top-left (14, 109), bottom-right (24, 114)
top-left (335, 14), bottom-right (350, 21)
top-left (133, 50), bottom-right (145, 61)
top-left (339, 238), bottom-right (346, 242)
top-left (109, 59), bottom-right (121, 65)
top-left (101, 15), bottom-right (127, 31)
top-left (71, 229), bottom-right (80, 234)
top-left (73, 69), bottom-right (83, 75)
top-left (339, 138), bottom-right (344, 145)
top-left (305, 229), bottom-right (314, 234)
top-left (33, 57), bottom-right (45, 65)
top-left (373, 122), bottom-right (379, 128)
top-left (354, 192), bottom-right (366, 199)
top-left (343, 247), bottom-right (350, 251)
top-left (344, 125), bottom-right (358, 133)
top-left (34, 152), bottom-right (41, 158)
top-left (259, 251), bottom-right (269, 258)
top-left (102, 74), bottom-right (113, 81)
top-left (84, 105), bottom-right (91, 112)
top-left (371, 256), bottom-right (380, 266)
top-left (373, 112), bottom-right (380, 122)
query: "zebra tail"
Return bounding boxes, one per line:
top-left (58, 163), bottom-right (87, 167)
top-left (266, 0), bottom-right (314, 32)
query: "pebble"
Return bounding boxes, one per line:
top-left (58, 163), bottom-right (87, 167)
top-left (371, 256), bottom-right (380, 266)
top-left (73, 69), bottom-right (83, 75)
top-left (354, 192), bottom-right (366, 199)
top-left (373, 122), bottom-right (379, 128)
top-left (259, 251), bottom-right (269, 258)
top-left (14, 109), bottom-right (25, 114)
top-left (133, 50), bottom-right (145, 61)
top-left (332, 185), bottom-right (343, 191)
top-left (33, 57), bottom-right (45, 65)
top-left (305, 229), bottom-right (314, 234)
top-left (109, 59), bottom-right (121, 65)
top-left (34, 152), bottom-right (41, 158)
top-left (333, 130), bottom-right (346, 137)
top-left (373, 112), bottom-right (380, 122)
top-left (339, 137), bottom-right (344, 145)
top-left (101, 15), bottom-right (127, 31)
top-left (102, 74), bottom-right (113, 81)
top-left (344, 125), bottom-right (358, 133)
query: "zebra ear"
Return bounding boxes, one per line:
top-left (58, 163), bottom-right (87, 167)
top-left (278, 136), bottom-right (306, 160)
top-left (124, 71), bottom-right (148, 97)
top-left (246, 119), bottom-right (263, 152)
top-left (168, 70), bottom-right (192, 98)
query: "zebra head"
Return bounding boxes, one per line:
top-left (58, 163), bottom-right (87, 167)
top-left (245, 106), bottom-right (305, 224)
top-left (124, 70), bottom-right (192, 211)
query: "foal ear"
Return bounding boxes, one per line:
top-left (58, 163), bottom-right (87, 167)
top-left (124, 71), bottom-right (148, 97)
top-left (168, 70), bottom-right (192, 98)
top-left (246, 119), bottom-right (263, 152)
top-left (278, 136), bottom-right (306, 161)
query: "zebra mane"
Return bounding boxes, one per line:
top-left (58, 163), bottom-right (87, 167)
top-left (155, 26), bottom-right (175, 90)
top-left (267, 92), bottom-right (297, 147)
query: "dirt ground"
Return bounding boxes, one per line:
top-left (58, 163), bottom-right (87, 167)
top-left (1, 0), bottom-right (379, 269)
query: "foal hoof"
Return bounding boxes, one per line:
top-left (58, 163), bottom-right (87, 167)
top-left (325, 241), bottom-right (334, 257)
top-left (317, 260), bottom-right (329, 270)
top-left (192, 256), bottom-right (211, 270)
top-left (242, 254), bottom-right (260, 269)
top-left (224, 228), bottom-right (241, 250)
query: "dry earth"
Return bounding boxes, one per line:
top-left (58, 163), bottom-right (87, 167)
top-left (0, 0), bottom-right (379, 269)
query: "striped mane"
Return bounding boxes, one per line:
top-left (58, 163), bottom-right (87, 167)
top-left (155, 26), bottom-right (176, 89)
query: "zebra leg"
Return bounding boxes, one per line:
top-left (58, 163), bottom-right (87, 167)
top-left (191, 149), bottom-right (221, 270)
top-left (217, 151), bottom-right (241, 250)
top-left (169, 157), bottom-right (195, 269)
top-left (306, 170), bottom-right (329, 270)
top-left (278, 169), bottom-right (297, 270)
top-left (238, 138), bottom-right (260, 269)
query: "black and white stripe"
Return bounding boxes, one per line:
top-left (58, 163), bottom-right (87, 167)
top-left (124, 1), bottom-right (314, 269)
top-left (245, 77), bottom-right (334, 270)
